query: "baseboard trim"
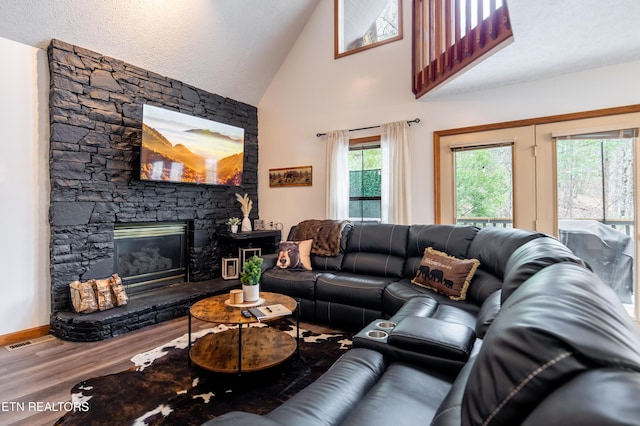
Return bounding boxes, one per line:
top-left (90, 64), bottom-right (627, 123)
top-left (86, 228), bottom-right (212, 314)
top-left (0, 325), bottom-right (51, 346)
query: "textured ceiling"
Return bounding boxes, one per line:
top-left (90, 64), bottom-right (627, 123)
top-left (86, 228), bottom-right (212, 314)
top-left (0, 0), bottom-right (639, 104)
top-left (0, 0), bottom-right (320, 106)
top-left (429, 0), bottom-right (640, 98)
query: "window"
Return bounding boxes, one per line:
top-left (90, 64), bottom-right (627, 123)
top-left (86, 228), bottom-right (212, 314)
top-left (349, 136), bottom-right (382, 222)
top-left (453, 143), bottom-right (513, 228)
top-left (412, 0), bottom-right (513, 98)
top-left (335, 0), bottom-right (403, 58)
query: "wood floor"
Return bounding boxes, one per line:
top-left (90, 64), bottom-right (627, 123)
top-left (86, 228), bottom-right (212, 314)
top-left (0, 316), bottom-right (220, 426)
top-left (0, 315), bottom-right (340, 426)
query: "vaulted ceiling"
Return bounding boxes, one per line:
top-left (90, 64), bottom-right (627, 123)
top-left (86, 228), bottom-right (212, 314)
top-left (433, 0), bottom-right (640, 98)
top-left (0, 0), bottom-right (639, 105)
top-left (0, 0), bottom-right (320, 106)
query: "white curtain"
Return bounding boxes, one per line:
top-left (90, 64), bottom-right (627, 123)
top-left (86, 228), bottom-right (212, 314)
top-left (325, 129), bottom-right (350, 219)
top-left (381, 121), bottom-right (412, 224)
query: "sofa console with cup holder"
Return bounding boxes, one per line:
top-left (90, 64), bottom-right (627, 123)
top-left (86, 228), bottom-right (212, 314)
top-left (205, 222), bottom-right (640, 426)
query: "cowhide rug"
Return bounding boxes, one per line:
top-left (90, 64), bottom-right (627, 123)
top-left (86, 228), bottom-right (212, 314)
top-left (55, 319), bottom-right (351, 426)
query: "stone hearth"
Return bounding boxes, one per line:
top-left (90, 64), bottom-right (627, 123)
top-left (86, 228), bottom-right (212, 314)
top-left (51, 279), bottom-right (237, 341)
top-left (47, 39), bottom-right (258, 340)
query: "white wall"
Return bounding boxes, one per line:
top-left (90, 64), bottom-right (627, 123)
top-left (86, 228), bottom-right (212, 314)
top-left (0, 37), bottom-right (50, 336)
top-left (258, 0), bottom-right (640, 234)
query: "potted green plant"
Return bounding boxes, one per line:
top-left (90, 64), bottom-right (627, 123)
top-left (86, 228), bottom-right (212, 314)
top-left (240, 255), bottom-right (263, 302)
top-left (226, 217), bottom-right (241, 233)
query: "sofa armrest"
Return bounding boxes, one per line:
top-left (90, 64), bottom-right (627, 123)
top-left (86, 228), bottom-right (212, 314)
top-left (475, 290), bottom-right (501, 338)
top-left (266, 348), bottom-right (386, 426)
top-left (388, 296), bottom-right (438, 324)
top-left (388, 317), bottom-right (476, 362)
top-left (261, 253), bottom-right (278, 270)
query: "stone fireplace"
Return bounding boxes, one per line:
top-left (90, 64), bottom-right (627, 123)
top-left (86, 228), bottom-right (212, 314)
top-left (47, 40), bottom-right (259, 339)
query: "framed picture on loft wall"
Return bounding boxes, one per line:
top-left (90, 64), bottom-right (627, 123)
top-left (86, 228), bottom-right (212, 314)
top-left (269, 166), bottom-right (313, 187)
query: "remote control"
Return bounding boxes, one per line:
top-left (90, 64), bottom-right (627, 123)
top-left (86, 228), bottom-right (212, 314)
top-left (241, 310), bottom-right (252, 318)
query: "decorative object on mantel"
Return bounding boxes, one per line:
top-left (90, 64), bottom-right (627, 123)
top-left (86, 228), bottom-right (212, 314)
top-left (240, 255), bottom-right (263, 302)
top-left (269, 165), bottom-right (313, 187)
top-left (236, 193), bottom-right (253, 232)
top-left (69, 273), bottom-right (128, 314)
top-left (226, 217), bottom-right (241, 233)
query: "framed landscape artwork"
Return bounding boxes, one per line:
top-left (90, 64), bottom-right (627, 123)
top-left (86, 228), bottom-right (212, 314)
top-left (269, 166), bottom-right (312, 187)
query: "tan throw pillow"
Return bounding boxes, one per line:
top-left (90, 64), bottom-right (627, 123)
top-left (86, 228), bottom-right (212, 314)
top-left (412, 247), bottom-right (480, 301)
top-left (274, 239), bottom-right (313, 270)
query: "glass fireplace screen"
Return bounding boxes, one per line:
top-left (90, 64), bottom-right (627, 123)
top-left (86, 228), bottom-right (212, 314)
top-left (114, 222), bottom-right (188, 294)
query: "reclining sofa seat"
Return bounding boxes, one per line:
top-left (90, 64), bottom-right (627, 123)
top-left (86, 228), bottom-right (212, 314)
top-left (206, 233), bottom-right (640, 426)
top-left (259, 223), bottom-right (354, 321)
top-left (261, 223), bottom-right (546, 332)
top-left (314, 223), bottom-right (410, 326)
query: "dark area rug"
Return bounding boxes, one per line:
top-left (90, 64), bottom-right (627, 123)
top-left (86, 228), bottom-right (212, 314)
top-left (55, 320), bottom-right (351, 426)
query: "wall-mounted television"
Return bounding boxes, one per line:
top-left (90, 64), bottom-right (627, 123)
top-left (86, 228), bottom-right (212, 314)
top-left (140, 104), bottom-right (245, 186)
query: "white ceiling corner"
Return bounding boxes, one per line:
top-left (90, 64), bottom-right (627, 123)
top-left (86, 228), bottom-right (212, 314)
top-left (0, 0), bottom-right (639, 104)
top-left (0, 0), bottom-right (320, 106)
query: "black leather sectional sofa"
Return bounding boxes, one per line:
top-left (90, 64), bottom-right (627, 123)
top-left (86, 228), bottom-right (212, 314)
top-left (205, 223), bottom-right (640, 425)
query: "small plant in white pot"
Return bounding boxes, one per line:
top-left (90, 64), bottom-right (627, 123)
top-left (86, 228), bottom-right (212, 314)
top-left (240, 255), bottom-right (263, 302)
top-left (226, 217), bottom-right (241, 233)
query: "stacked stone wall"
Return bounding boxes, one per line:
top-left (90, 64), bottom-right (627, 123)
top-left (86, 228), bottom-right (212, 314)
top-left (48, 39), bottom-right (258, 313)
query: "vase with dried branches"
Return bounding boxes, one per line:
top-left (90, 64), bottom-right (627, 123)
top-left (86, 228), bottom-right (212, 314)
top-left (236, 193), bottom-right (253, 232)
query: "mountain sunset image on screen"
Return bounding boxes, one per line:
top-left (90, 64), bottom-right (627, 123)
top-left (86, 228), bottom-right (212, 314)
top-left (140, 104), bottom-right (245, 186)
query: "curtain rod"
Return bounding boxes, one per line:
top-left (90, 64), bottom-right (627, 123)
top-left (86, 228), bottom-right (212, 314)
top-left (316, 118), bottom-right (421, 137)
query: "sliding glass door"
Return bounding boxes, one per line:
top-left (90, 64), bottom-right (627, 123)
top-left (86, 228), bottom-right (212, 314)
top-left (554, 132), bottom-right (636, 314)
top-left (438, 113), bottom-right (640, 319)
top-left (537, 116), bottom-right (640, 318)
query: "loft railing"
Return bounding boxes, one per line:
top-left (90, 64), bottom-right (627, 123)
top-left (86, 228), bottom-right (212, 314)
top-left (412, 0), bottom-right (513, 98)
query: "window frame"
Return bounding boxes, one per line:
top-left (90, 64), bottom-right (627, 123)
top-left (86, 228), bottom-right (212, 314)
top-left (335, 0), bottom-right (404, 59)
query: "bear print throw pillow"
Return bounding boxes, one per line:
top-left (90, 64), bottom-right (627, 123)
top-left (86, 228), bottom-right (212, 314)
top-left (274, 239), bottom-right (313, 270)
top-left (412, 247), bottom-right (480, 300)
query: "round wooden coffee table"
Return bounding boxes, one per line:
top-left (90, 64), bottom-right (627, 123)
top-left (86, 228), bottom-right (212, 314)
top-left (188, 292), bottom-right (298, 374)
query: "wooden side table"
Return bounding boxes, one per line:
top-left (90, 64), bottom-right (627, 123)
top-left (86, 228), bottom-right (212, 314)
top-left (188, 292), bottom-right (299, 375)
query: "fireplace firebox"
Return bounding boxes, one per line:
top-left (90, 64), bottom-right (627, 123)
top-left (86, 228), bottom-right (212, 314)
top-left (114, 222), bottom-right (188, 295)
